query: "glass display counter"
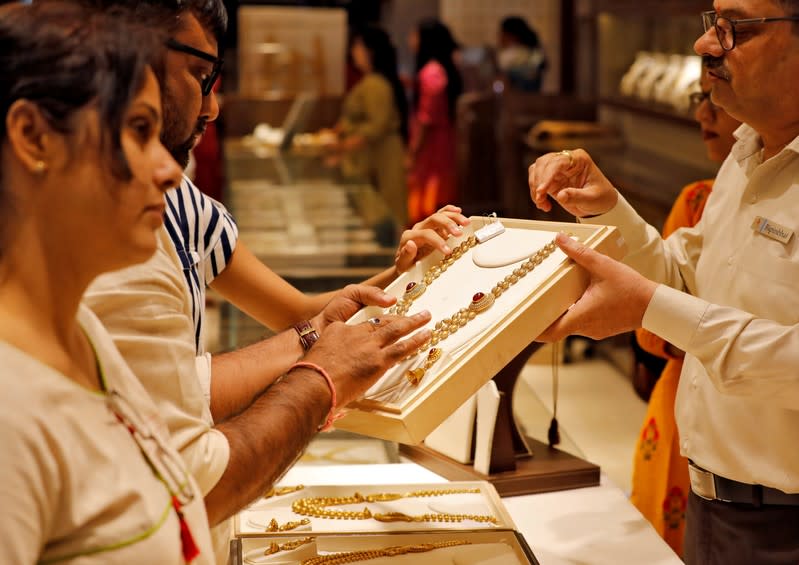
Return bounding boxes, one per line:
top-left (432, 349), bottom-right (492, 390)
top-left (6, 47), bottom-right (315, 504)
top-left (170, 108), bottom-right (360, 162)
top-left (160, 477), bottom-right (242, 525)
top-left (221, 139), bottom-right (399, 350)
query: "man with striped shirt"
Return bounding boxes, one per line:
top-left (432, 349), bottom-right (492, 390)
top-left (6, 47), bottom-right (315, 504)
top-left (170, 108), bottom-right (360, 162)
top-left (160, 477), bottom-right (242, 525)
top-left (83, 2), bottom-right (461, 563)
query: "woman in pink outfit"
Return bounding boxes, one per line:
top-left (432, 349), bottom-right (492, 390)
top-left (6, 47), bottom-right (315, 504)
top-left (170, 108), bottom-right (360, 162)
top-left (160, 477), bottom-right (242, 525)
top-left (407, 19), bottom-right (463, 224)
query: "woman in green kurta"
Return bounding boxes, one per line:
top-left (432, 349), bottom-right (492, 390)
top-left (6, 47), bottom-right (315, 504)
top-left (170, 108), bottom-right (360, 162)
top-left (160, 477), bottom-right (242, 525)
top-left (335, 26), bottom-right (409, 228)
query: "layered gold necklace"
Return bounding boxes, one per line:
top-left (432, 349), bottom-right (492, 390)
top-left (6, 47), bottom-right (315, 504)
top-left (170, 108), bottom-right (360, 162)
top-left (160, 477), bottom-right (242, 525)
top-left (390, 234), bottom-right (562, 385)
top-left (301, 540), bottom-right (471, 565)
top-left (291, 487), bottom-right (497, 525)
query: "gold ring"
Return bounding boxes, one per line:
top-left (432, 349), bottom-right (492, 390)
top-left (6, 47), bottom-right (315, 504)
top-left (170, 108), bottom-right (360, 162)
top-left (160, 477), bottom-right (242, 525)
top-left (559, 149), bottom-right (574, 167)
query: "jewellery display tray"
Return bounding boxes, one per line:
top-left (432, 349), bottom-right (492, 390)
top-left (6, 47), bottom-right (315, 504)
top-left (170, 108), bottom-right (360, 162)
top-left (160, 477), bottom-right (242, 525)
top-left (335, 217), bottom-right (626, 445)
top-left (229, 529), bottom-right (540, 565)
top-left (234, 481), bottom-right (515, 538)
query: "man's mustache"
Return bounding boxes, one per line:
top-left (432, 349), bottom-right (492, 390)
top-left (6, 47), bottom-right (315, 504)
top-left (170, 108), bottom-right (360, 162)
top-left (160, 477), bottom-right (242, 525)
top-left (702, 55), bottom-right (731, 80)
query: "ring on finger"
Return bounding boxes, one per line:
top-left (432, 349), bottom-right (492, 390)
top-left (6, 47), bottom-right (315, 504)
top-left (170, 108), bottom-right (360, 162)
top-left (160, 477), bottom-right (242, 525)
top-left (558, 149), bottom-right (574, 167)
top-left (367, 317), bottom-right (381, 326)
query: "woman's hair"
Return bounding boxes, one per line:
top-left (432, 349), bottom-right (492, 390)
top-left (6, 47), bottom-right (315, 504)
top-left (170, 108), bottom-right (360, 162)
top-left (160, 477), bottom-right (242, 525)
top-left (0, 1), bottom-right (163, 256)
top-left (414, 18), bottom-right (463, 120)
top-left (501, 16), bottom-right (542, 50)
top-left (351, 25), bottom-right (408, 142)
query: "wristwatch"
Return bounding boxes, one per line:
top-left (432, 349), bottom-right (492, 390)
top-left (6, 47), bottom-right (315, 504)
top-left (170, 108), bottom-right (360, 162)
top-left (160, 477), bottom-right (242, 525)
top-left (294, 320), bottom-right (320, 350)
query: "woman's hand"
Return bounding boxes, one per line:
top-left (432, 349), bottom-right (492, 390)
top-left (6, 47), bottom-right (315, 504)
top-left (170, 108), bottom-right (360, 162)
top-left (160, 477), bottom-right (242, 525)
top-left (394, 205), bottom-right (470, 273)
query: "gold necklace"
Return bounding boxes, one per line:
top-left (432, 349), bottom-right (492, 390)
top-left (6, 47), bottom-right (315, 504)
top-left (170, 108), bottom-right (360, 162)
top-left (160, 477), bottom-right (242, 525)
top-left (402, 236), bottom-right (562, 385)
top-left (291, 488), bottom-right (497, 525)
top-left (264, 517), bottom-right (311, 532)
top-left (301, 540), bottom-right (471, 565)
top-left (264, 484), bottom-right (305, 499)
top-left (261, 536), bottom-right (315, 556)
top-left (389, 236), bottom-right (478, 316)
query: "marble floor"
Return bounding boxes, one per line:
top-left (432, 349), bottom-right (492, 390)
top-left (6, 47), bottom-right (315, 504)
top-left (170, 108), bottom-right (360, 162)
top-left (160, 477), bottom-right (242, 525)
top-left (514, 340), bottom-right (648, 493)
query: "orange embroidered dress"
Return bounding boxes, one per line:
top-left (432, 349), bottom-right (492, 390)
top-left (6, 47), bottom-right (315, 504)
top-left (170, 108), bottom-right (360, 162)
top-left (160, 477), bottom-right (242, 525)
top-left (630, 179), bottom-right (713, 557)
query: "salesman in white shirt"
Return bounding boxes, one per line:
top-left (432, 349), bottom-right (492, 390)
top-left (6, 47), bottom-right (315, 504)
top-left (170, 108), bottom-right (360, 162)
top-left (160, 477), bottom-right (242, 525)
top-left (527, 1), bottom-right (799, 564)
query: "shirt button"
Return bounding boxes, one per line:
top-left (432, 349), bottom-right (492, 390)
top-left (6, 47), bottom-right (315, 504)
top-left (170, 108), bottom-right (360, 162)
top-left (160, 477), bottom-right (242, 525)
top-left (727, 257), bottom-right (735, 266)
top-left (750, 194), bottom-right (758, 203)
top-left (692, 377), bottom-right (698, 387)
top-left (682, 440), bottom-right (690, 452)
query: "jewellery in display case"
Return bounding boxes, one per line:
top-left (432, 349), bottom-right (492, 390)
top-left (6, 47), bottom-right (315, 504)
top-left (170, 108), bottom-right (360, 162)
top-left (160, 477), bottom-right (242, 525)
top-left (264, 484), bottom-right (306, 499)
top-left (265, 517), bottom-right (312, 532)
top-left (291, 488), bottom-right (498, 524)
top-left (300, 540), bottom-right (472, 565)
top-left (263, 536), bottom-right (315, 556)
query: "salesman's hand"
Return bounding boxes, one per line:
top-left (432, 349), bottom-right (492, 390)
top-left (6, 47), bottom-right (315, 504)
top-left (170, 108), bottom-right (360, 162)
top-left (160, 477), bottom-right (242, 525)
top-left (311, 284), bottom-right (396, 333)
top-left (304, 311), bottom-right (432, 407)
top-left (528, 149), bottom-right (619, 217)
top-left (538, 233), bottom-right (658, 342)
top-left (394, 205), bottom-right (470, 273)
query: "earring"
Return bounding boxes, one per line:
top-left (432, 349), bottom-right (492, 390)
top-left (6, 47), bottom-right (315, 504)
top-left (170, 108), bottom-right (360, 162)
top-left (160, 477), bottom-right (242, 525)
top-left (34, 160), bottom-right (47, 174)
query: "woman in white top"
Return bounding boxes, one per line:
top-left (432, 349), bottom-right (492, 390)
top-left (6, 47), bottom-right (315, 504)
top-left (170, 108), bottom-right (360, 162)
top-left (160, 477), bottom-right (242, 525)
top-left (0, 3), bottom-right (214, 563)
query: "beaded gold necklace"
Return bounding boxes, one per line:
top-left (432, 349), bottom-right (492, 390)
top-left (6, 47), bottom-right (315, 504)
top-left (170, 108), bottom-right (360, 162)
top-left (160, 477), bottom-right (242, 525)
top-left (291, 487), bottom-right (498, 525)
top-left (391, 235), bottom-right (562, 386)
top-left (301, 540), bottom-right (472, 565)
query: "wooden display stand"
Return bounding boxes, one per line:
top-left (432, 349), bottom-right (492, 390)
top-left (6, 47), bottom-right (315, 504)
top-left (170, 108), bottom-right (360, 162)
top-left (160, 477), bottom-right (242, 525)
top-left (400, 342), bottom-right (600, 497)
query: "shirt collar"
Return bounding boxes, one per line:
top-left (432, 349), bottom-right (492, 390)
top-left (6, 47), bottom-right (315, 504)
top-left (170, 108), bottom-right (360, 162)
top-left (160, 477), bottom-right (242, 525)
top-left (732, 123), bottom-right (799, 164)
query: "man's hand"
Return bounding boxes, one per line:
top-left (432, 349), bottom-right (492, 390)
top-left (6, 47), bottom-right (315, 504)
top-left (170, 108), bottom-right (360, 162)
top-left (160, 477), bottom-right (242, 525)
top-left (528, 149), bottom-right (619, 217)
top-left (311, 284), bottom-right (396, 333)
top-left (395, 205), bottom-right (471, 273)
top-left (303, 311), bottom-right (432, 407)
top-left (538, 233), bottom-right (658, 342)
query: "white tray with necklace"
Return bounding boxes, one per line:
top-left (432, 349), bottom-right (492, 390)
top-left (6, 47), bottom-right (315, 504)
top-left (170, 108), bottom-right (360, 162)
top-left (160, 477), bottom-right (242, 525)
top-left (334, 216), bottom-right (625, 445)
top-left (234, 481), bottom-right (515, 538)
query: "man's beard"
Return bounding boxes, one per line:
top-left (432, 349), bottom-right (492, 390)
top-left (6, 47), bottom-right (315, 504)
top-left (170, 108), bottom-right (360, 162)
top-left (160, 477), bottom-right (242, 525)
top-left (162, 97), bottom-right (207, 170)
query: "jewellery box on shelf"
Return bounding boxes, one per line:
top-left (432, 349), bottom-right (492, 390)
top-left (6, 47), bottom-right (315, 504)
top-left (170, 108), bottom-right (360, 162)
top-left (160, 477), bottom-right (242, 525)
top-left (234, 481), bottom-right (515, 538)
top-left (335, 216), bottom-right (626, 445)
top-left (229, 529), bottom-right (540, 565)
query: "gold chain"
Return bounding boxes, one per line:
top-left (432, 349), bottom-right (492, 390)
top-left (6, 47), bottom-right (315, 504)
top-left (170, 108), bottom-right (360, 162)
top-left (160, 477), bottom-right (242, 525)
top-left (264, 484), bottom-right (305, 499)
top-left (396, 236), bottom-right (562, 385)
top-left (301, 540), bottom-right (471, 565)
top-left (265, 517), bottom-right (311, 532)
top-left (419, 237), bottom-right (559, 353)
top-left (389, 236), bottom-right (478, 316)
top-left (260, 536), bottom-right (315, 556)
top-left (291, 488), bottom-right (497, 525)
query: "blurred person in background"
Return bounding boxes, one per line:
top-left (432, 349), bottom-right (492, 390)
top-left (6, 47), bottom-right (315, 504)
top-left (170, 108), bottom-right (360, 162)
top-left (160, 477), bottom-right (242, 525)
top-left (630, 65), bottom-right (741, 557)
top-left (328, 25), bottom-right (409, 228)
top-left (407, 18), bottom-right (463, 224)
top-left (497, 15), bottom-right (547, 93)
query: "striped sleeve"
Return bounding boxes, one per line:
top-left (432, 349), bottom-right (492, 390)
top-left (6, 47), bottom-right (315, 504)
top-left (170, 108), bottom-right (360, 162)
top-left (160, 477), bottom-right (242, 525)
top-left (163, 176), bottom-right (238, 353)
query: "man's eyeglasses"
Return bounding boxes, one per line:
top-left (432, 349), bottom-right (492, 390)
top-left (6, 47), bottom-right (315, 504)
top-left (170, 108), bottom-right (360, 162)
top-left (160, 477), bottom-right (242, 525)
top-left (166, 38), bottom-right (223, 96)
top-left (702, 10), bottom-right (799, 51)
top-left (688, 90), bottom-right (715, 112)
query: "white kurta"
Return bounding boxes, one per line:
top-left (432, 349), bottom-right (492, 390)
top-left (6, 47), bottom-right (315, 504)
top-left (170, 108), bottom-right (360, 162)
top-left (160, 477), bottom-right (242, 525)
top-left (0, 305), bottom-right (215, 564)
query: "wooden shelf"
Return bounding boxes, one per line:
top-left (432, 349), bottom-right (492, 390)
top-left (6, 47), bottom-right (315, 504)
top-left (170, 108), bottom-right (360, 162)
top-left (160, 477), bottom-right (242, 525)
top-left (591, 0), bottom-right (711, 16)
top-left (600, 95), bottom-right (696, 126)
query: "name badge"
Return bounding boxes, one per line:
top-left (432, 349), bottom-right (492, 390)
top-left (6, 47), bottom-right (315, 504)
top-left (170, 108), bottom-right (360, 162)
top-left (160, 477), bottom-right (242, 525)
top-left (751, 216), bottom-right (794, 244)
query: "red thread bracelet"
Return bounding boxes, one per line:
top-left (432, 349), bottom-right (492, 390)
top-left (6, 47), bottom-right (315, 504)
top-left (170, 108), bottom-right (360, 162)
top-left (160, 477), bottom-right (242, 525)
top-left (290, 361), bottom-right (337, 432)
